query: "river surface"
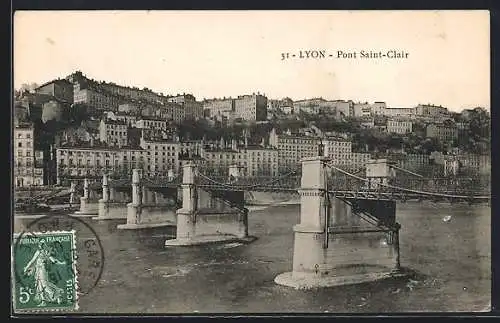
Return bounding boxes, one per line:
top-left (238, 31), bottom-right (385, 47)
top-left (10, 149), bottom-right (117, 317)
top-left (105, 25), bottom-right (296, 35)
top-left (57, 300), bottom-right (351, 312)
top-left (13, 201), bottom-right (490, 314)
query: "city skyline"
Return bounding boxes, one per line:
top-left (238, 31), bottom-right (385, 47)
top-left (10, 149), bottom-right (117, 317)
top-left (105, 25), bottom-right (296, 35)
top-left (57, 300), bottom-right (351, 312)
top-left (14, 10), bottom-right (490, 112)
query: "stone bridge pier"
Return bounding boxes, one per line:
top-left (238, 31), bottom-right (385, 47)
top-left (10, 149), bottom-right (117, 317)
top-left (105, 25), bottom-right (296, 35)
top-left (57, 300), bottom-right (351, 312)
top-left (275, 156), bottom-right (404, 290)
top-left (93, 174), bottom-right (130, 220)
top-left (69, 181), bottom-right (79, 205)
top-left (165, 162), bottom-right (254, 246)
top-left (74, 178), bottom-right (99, 216)
top-left (117, 169), bottom-right (178, 230)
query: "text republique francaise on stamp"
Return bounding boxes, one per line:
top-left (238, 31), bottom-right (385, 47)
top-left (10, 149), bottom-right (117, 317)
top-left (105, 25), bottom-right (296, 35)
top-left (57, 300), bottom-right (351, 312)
top-left (12, 230), bottom-right (79, 312)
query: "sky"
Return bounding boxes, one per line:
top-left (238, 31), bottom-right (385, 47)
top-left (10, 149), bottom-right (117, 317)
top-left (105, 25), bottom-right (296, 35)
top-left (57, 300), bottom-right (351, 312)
top-left (14, 10), bottom-right (490, 112)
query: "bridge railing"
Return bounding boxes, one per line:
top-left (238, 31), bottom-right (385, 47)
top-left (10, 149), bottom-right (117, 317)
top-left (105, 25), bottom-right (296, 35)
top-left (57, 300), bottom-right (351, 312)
top-left (326, 173), bottom-right (490, 197)
top-left (389, 177), bottom-right (490, 196)
top-left (195, 174), bottom-right (302, 190)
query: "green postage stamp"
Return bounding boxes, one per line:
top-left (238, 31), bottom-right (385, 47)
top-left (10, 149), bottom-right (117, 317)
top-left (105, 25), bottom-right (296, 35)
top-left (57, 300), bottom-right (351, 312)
top-left (12, 230), bottom-right (79, 312)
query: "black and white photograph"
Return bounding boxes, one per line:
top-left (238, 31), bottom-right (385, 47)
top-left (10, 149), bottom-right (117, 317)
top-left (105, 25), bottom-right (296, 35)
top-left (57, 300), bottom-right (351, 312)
top-left (11, 10), bottom-right (491, 314)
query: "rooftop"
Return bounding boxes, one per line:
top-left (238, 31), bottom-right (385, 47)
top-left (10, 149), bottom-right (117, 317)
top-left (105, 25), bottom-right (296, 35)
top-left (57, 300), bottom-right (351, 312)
top-left (57, 144), bottom-right (144, 151)
top-left (102, 119), bottom-right (128, 126)
top-left (138, 116), bottom-right (167, 122)
top-left (35, 78), bottom-right (72, 90)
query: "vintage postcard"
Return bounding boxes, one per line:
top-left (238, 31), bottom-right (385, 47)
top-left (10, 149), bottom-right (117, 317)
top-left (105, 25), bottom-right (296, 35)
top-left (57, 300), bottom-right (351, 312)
top-left (12, 10), bottom-right (491, 314)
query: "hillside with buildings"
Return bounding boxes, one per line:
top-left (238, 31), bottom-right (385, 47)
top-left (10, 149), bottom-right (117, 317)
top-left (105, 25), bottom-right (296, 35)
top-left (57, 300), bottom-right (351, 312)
top-left (13, 71), bottom-right (491, 187)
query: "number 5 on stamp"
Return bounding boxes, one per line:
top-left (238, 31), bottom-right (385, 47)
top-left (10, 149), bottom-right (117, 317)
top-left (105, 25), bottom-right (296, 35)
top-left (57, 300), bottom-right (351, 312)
top-left (12, 231), bottom-right (79, 312)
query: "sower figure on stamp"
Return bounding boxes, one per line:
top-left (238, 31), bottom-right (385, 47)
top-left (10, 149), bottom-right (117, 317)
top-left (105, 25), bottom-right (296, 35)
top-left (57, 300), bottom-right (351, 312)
top-left (23, 240), bottom-right (66, 307)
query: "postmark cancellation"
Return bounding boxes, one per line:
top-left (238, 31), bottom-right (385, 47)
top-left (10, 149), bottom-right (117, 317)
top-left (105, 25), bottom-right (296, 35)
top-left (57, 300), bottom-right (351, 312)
top-left (12, 230), bottom-right (79, 313)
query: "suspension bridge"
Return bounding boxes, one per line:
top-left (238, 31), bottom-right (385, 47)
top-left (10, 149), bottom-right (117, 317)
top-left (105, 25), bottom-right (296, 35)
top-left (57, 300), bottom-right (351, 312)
top-left (18, 151), bottom-right (491, 289)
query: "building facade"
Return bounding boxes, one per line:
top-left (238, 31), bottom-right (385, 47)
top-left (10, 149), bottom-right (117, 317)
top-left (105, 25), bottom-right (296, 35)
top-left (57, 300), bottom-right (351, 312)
top-left (415, 104), bottom-right (449, 117)
top-left (234, 94), bottom-right (268, 121)
top-left (56, 145), bottom-right (145, 180)
top-left (243, 146), bottom-right (279, 177)
top-left (167, 94), bottom-right (203, 120)
top-left (35, 79), bottom-right (74, 103)
top-left (387, 119), bottom-right (413, 134)
top-left (74, 83), bottom-right (120, 112)
top-left (426, 123), bottom-right (458, 142)
top-left (135, 117), bottom-right (168, 131)
top-left (323, 137), bottom-right (353, 167)
top-left (139, 138), bottom-right (180, 176)
top-left (14, 124), bottom-right (44, 187)
top-left (99, 119), bottom-right (128, 147)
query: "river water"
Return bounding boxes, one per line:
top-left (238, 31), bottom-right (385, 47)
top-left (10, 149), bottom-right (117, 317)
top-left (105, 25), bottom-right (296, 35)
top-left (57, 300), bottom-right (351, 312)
top-left (13, 201), bottom-right (490, 314)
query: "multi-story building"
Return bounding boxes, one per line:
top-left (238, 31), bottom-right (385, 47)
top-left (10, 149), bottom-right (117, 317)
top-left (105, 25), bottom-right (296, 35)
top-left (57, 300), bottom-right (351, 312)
top-left (415, 104), bottom-right (449, 117)
top-left (68, 71), bottom-right (166, 105)
top-left (370, 102), bottom-right (387, 115)
top-left (198, 140), bottom-right (277, 177)
top-left (118, 103), bottom-right (140, 115)
top-left (203, 98), bottom-right (235, 121)
top-left (167, 94), bottom-right (203, 120)
top-left (323, 137), bottom-right (353, 167)
top-left (73, 82), bottom-right (120, 112)
top-left (384, 107), bottom-right (415, 118)
top-left (106, 111), bottom-right (138, 127)
top-left (35, 79), bottom-right (74, 103)
top-left (335, 100), bottom-right (354, 117)
top-left (269, 128), bottom-right (322, 172)
top-left (201, 140), bottom-right (243, 176)
top-left (387, 119), bottom-right (413, 134)
top-left (234, 94), bottom-right (268, 121)
top-left (99, 119), bottom-right (128, 147)
top-left (160, 102), bottom-right (185, 124)
top-left (243, 146), bottom-right (279, 177)
top-left (14, 124), bottom-right (44, 187)
top-left (179, 140), bottom-right (204, 157)
top-left (294, 98), bottom-right (337, 114)
top-left (269, 128), bottom-right (358, 172)
top-left (360, 117), bottom-right (375, 129)
top-left (353, 102), bottom-right (372, 117)
top-left (135, 117), bottom-right (168, 131)
top-left (426, 123), bottom-right (458, 143)
top-left (139, 137), bottom-right (180, 176)
top-left (350, 152), bottom-right (372, 171)
top-left (56, 145), bottom-right (145, 180)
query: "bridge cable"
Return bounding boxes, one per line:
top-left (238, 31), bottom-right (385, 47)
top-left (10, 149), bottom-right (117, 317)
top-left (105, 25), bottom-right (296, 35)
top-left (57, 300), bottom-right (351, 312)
top-left (325, 162), bottom-right (489, 200)
top-left (390, 164), bottom-right (424, 178)
top-left (195, 169), bottom-right (299, 190)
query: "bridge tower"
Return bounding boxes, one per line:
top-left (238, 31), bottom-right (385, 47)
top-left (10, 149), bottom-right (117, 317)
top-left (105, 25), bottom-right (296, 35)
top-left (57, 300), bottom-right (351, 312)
top-left (74, 178), bottom-right (99, 216)
top-left (69, 180), bottom-right (78, 205)
top-left (275, 156), bottom-right (404, 289)
top-left (165, 162), bottom-right (253, 246)
top-left (228, 164), bottom-right (243, 182)
top-left (274, 156), bottom-right (331, 288)
top-left (365, 159), bottom-right (397, 189)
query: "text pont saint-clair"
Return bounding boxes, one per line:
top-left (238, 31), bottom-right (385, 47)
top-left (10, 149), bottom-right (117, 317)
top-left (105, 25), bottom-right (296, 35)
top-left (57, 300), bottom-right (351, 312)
top-left (281, 50), bottom-right (409, 60)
